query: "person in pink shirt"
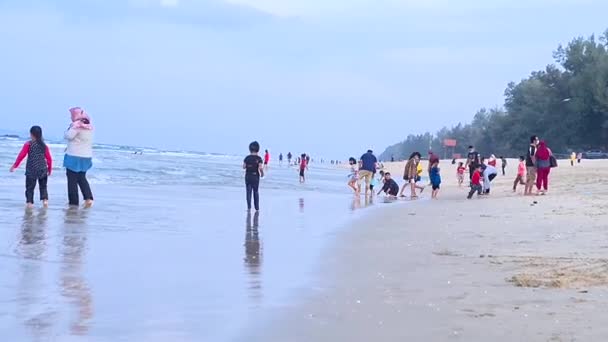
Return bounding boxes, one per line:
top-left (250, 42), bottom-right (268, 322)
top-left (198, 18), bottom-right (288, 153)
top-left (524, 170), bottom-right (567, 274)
top-left (10, 126), bottom-right (53, 208)
top-left (512, 156), bottom-right (526, 192)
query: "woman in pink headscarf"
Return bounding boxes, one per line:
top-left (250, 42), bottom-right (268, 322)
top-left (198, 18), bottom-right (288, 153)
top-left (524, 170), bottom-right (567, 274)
top-left (535, 140), bottom-right (551, 195)
top-left (64, 107), bottom-right (95, 207)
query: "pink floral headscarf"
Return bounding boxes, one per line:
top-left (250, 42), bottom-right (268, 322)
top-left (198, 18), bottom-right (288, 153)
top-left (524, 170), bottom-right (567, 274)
top-left (69, 107), bottom-right (93, 130)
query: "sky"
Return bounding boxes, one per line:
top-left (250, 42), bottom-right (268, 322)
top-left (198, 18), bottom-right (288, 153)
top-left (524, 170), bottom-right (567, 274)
top-left (1, 0), bottom-right (607, 158)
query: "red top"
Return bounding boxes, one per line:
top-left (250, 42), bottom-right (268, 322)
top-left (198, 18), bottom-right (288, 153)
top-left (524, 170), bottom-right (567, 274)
top-left (13, 141), bottom-right (53, 175)
top-left (457, 166), bottom-right (466, 174)
top-left (264, 152), bottom-right (270, 163)
top-left (300, 159), bottom-right (307, 170)
top-left (488, 160), bottom-right (497, 167)
top-left (471, 170), bottom-right (481, 185)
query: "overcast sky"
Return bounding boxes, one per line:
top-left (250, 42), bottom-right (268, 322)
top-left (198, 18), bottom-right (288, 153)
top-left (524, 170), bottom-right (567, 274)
top-left (1, 0), bottom-right (607, 158)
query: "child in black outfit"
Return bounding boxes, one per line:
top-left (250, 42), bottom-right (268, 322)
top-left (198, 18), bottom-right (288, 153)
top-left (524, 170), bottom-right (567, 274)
top-left (243, 141), bottom-right (265, 211)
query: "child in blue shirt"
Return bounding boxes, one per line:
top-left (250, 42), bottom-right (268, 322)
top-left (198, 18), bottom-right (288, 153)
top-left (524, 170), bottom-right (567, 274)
top-left (430, 161), bottom-right (441, 199)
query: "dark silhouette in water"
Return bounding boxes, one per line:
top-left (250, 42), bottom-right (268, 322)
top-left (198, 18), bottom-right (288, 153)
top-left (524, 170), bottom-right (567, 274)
top-left (244, 211), bottom-right (262, 301)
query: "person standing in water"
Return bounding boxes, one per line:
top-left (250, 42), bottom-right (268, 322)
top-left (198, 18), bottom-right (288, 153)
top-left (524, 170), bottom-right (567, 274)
top-left (358, 149), bottom-right (377, 197)
top-left (10, 126), bottom-right (53, 208)
top-left (243, 141), bottom-right (264, 212)
top-left (347, 157), bottom-right (360, 194)
top-left (299, 153), bottom-right (308, 183)
top-left (263, 150), bottom-right (270, 170)
top-left (64, 107), bottom-right (95, 208)
top-left (279, 153), bottom-right (283, 166)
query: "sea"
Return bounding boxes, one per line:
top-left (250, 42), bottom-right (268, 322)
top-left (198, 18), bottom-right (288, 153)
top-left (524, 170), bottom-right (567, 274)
top-left (0, 136), bottom-right (386, 342)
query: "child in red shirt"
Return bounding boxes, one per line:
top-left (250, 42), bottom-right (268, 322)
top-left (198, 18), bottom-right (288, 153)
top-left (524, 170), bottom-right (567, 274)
top-left (299, 154), bottom-right (308, 183)
top-left (467, 165), bottom-right (483, 199)
top-left (456, 162), bottom-right (466, 187)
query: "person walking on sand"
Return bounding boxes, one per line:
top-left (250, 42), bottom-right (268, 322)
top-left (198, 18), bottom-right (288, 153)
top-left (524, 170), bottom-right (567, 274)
top-left (10, 126), bottom-right (53, 208)
top-left (456, 162), bottom-right (466, 186)
top-left (524, 135), bottom-right (539, 196)
top-left (427, 151), bottom-right (439, 184)
top-left (243, 141), bottom-right (264, 212)
top-left (513, 156), bottom-right (526, 192)
top-left (535, 141), bottom-right (552, 195)
top-left (577, 152), bottom-right (582, 164)
top-left (358, 149), bottom-right (377, 197)
top-left (500, 156), bottom-right (507, 175)
top-left (347, 157), bottom-right (360, 194)
top-left (429, 160), bottom-right (441, 199)
top-left (64, 107), bottom-right (95, 208)
top-left (467, 165), bottom-right (483, 199)
top-left (399, 152), bottom-right (423, 198)
top-left (465, 145), bottom-right (481, 181)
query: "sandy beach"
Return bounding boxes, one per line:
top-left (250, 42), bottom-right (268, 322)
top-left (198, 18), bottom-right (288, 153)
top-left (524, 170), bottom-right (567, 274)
top-left (245, 159), bottom-right (608, 342)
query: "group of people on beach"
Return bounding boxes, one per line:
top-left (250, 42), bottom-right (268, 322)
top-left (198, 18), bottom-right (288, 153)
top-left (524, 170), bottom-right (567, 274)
top-left (464, 135), bottom-right (556, 198)
top-left (9, 107), bottom-right (95, 208)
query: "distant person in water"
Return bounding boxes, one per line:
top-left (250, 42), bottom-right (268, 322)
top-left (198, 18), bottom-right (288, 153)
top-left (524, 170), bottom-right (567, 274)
top-left (279, 153), bottom-right (283, 165)
top-left (429, 160), bottom-right (441, 199)
top-left (347, 157), bottom-right (359, 194)
top-left (243, 141), bottom-right (264, 212)
top-left (287, 152), bottom-right (292, 165)
top-left (377, 172), bottom-right (399, 198)
top-left (65, 107), bottom-right (95, 208)
top-left (456, 162), bottom-right (466, 187)
top-left (263, 149), bottom-right (270, 169)
top-left (10, 126), bottom-right (53, 208)
top-left (299, 154), bottom-right (308, 183)
top-left (500, 156), bottom-right (507, 175)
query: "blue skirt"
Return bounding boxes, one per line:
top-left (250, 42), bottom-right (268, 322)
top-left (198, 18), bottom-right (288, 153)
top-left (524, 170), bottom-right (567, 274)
top-left (64, 154), bottom-right (93, 173)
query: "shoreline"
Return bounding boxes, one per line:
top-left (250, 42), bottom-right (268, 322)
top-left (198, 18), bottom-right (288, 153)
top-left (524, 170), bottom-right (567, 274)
top-left (243, 159), bottom-right (608, 341)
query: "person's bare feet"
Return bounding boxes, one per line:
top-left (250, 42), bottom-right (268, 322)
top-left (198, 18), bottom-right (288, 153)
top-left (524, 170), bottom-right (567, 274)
top-left (26, 203), bottom-right (34, 209)
top-left (42, 200), bottom-right (49, 208)
top-left (84, 200), bottom-right (94, 208)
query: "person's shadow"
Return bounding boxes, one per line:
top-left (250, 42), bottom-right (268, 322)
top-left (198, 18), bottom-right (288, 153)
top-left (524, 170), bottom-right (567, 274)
top-left (244, 211), bottom-right (263, 302)
top-left (61, 208), bottom-right (94, 336)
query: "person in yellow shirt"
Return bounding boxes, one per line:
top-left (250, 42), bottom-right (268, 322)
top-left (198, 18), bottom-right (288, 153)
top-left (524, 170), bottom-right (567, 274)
top-left (570, 152), bottom-right (576, 166)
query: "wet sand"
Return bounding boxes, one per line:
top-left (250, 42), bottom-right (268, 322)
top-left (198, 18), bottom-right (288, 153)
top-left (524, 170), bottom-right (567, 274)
top-left (246, 159), bottom-right (608, 342)
top-left (0, 179), bottom-right (376, 342)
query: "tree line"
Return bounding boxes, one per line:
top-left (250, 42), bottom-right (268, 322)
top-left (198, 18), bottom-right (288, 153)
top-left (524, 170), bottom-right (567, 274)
top-left (380, 30), bottom-right (608, 161)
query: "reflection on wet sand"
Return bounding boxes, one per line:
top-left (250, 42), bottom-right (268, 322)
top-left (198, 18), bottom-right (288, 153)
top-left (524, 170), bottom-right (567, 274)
top-left (16, 209), bottom-right (55, 341)
top-left (61, 208), bottom-right (94, 336)
top-left (299, 198), bottom-right (305, 213)
top-left (244, 211), bottom-right (263, 302)
top-left (351, 195), bottom-right (374, 211)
